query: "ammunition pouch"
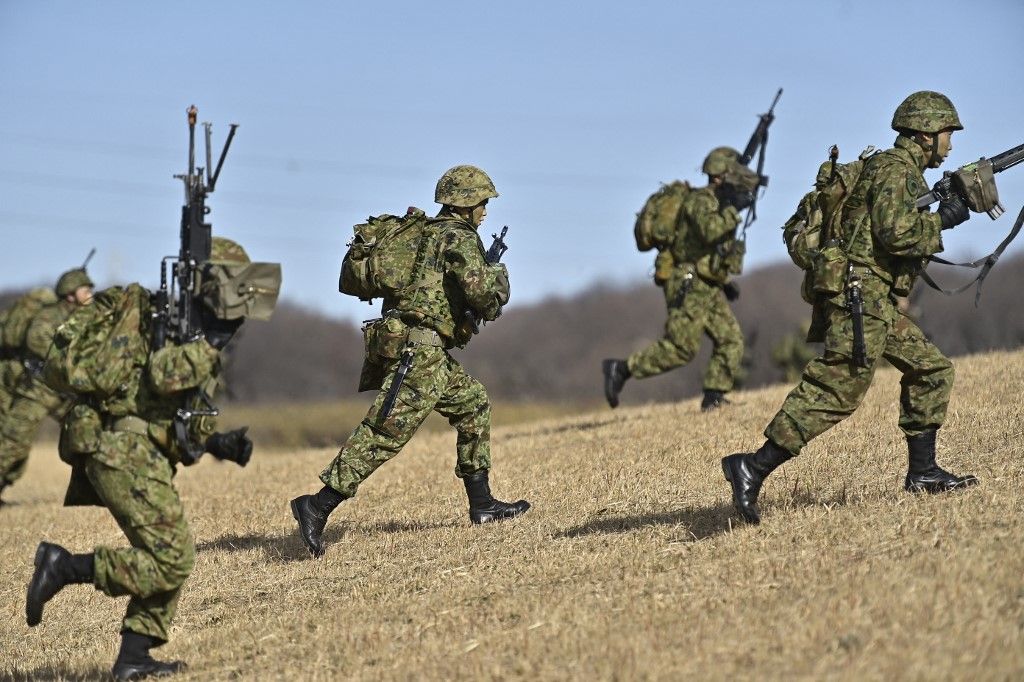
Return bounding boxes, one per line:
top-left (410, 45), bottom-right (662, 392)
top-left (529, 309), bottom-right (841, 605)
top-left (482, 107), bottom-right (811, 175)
top-left (199, 261), bottom-right (282, 321)
top-left (359, 316), bottom-right (443, 392)
top-left (953, 158), bottom-right (1004, 219)
top-left (811, 242), bottom-right (848, 296)
top-left (58, 403), bottom-right (103, 464)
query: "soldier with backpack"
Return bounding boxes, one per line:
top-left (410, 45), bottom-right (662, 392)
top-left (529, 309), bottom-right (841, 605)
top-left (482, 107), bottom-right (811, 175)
top-left (290, 165), bottom-right (530, 559)
top-left (0, 287), bottom-right (58, 419)
top-left (603, 147), bottom-right (759, 411)
top-left (0, 268), bottom-right (93, 504)
top-left (722, 91), bottom-right (979, 525)
top-left (25, 237), bottom-right (281, 680)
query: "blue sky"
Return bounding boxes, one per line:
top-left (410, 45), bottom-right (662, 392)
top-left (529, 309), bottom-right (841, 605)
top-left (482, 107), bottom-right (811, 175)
top-left (2, 0), bottom-right (1022, 322)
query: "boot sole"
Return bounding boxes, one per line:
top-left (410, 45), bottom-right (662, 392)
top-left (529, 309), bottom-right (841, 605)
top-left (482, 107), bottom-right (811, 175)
top-left (721, 457), bottom-right (760, 525)
top-left (290, 498), bottom-right (325, 559)
top-left (470, 501), bottom-right (531, 525)
top-left (25, 542), bottom-right (49, 627)
top-left (601, 360), bottom-right (620, 409)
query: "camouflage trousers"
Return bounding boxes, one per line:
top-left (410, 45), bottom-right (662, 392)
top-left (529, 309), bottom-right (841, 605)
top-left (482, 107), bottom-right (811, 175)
top-left (0, 386), bottom-right (65, 486)
top-left (86, 431), bottom-right (194, 643)
top-left (765, 294), bottom-right (953, 455)
top-left (627, 275), bottom-right (743, 392)
top-left (320, 344), bottom-right (491, 498)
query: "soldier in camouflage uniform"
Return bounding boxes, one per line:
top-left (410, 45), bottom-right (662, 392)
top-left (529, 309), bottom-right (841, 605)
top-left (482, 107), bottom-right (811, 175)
top-left (291, 165), bottom-right (530, 559)
top-left (0, 288), bottom-right (59, 420)
top-left (0, 270), bottom-right (93, 503)
top-left (603, 147), bottom-right (754, 411)
top-left (722, 92), bottom-right (977, 524)
top-left (25, 237), bottom-right (279, 680)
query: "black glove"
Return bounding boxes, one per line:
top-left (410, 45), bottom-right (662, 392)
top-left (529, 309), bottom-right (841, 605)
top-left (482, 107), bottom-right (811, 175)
top-left (728, 189), bottom-right (755, 211)
top-left (205, 427), bottom-right (253, 467)
top-left (203, 316), bottom-right (243, 350)
top-left (723, 281), bottom-right (740, 301)
top-left (937, 194), bottom-right (969, 229)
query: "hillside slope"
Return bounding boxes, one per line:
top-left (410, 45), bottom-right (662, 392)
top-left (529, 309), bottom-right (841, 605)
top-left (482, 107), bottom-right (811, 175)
top-left (1, 350), bottom-right (1022, 680)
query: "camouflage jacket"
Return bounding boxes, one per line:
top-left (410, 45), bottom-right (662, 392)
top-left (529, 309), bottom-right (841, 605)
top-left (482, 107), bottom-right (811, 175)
top-left (383, 213), bottom-right (510, 347)
top-left (669, 186), bottom-right (742, 285)
top-left (840, 135), bottom-right (944, 295)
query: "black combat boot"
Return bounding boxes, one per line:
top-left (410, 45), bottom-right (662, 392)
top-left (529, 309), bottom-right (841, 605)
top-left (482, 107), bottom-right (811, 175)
top-left (721, 440), bottom-right (793, 525)
top-left (25, 542), bottom-right (94, 626)
top-left (701, 389), bottom-right (730, 412)
top-left (602, 359), bottom-right (631, 408)
top-left (463, 470), bottom-right (530, 524)
top-left (290, 486), bottom-right (345, 558)
top-left (904, 429), bottom-right (978, 494)
top-left (111, 631), bottom-right (186, 681)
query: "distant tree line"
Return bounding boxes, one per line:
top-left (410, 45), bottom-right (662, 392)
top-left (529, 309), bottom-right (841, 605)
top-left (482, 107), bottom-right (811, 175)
top-left (4, 254), bottom-right (1023, 406)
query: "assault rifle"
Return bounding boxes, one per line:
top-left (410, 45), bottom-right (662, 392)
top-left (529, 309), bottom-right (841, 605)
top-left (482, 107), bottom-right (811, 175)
top-left (914, 142), bottom-right (1024, 304)
top-left (464, 225), bottom-right (509, 334)
top-left (732, 88), bottom-right (782, 231)
top-left (152, 105), bottom-right (238, 350)
top-left (915, 141), bottom-right (1024, 217)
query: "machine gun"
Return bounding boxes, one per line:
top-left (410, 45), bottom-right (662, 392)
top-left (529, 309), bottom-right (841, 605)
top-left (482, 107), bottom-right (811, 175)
top-left (152, 105), bottom-right (238, 350)
top-left (152, 105), bottom-right (238, 463)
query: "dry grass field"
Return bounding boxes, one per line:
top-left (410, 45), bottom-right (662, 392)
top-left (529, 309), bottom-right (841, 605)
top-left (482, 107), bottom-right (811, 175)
top-left (1, 350), bottom-right (1022, 680)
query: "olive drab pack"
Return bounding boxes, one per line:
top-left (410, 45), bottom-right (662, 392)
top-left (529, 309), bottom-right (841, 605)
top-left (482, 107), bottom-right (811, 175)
top-left (339, 207), bottom-right (432, 303)
top-left (634, 181), bottom-right (690, 253)
top-left (42, 284), bottom-right (149, 403)
top-left (782, 146), bottom-right (877, 302)
top-left (1, 288), bottom-right (58, 352)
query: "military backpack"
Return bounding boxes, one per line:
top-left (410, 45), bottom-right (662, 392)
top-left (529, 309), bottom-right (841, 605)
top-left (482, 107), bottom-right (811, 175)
top-left (782, 146), bottom-right (876, 302)
top-left (1, 288), bottom-right (58, 353)
top-left (42, 284), bottom-right (148, 404)
top-left (633, 181), bottom-right (692, 284)
top-left (634, 181), bottom-right (690, 253)
top-left (339, 207), bottom-right (435, 303)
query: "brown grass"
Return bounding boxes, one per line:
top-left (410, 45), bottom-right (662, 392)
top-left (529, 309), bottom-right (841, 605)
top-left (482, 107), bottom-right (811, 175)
top-left (2, 350), bottom-right (1022, 680)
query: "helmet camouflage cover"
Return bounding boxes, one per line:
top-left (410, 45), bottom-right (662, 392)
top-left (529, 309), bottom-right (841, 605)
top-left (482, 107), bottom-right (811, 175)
top-left (434, 165), bottom-right (499, 208)
top-left (55, 268), bottom-right (94, 297)
top-left (199, 236), bottom-right (281, 321)
top-left (891, 91), bottom-right (963, 134)
top-left (702, 146), bottom-right (741, 177)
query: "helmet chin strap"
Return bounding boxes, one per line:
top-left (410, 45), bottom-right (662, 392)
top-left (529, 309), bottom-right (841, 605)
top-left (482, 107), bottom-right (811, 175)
top-left (915, 132), bottom-right (941, 167)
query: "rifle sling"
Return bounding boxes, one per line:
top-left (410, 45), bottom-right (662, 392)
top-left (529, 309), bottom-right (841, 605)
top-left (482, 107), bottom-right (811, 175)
top-left (919, 204), bottom-right (1024, 305)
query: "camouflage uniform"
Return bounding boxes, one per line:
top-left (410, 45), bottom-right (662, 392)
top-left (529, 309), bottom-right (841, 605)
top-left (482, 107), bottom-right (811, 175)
top-left (26, 236), bottom-right (277, 653)
top-left (765, 135), bottom-right (951, 453)
top-left (320, 212), bottom-right (509, 495)
top-left (0, 300), bottom-right (77, 487)
top-left (723, 91), bottom-right (976, 526)
top-left (295, 165), bottom-right (527, 558)
top-left (626, 185), bottom-right (745, 393)
top-left (62, 332), bottom-right (220, 642)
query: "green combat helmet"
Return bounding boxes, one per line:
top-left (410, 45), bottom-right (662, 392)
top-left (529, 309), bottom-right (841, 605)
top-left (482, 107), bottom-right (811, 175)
top-left (702, 146), bottom-right (741, 176)
top-left (891, 91), bottom-right (963, 134)
top-left (55, 268), bottom-right (94, 298)
top-left (199, 236), bottom-right (281, 321)
top-left (434, 165), bottom-right (499, 207)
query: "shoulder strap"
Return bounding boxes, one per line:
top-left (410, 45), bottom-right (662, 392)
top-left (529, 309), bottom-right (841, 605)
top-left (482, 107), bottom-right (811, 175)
top-left (920, 204), bottom-right (1024, 305)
